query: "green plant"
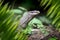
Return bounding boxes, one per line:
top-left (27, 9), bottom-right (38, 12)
top-left (39, 0), bottom-right (60, 32)
top-left (0, 2), bottom-right (28, 40)
top-left (0, 0), bottom-right (60, 40)
top-left (48, 37), bottom-right (57, 40)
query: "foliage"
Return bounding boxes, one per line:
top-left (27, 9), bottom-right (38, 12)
top-left (11, 7), bottom-right (27, 15)
top-left (39, 0), bottom-right (60, 32)
top-left (26, 18), bottom-right (49, 35)
top-left (48, 37), bottom-right (57, 40)
top-left (0, 0), bottom-right (60, 40)
top-left (0, 2), bottom-right (28, 40)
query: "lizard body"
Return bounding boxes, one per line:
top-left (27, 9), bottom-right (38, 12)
top-left (16, 10), bottom-right (40, 32)
top-left (19, 10), bottom-right (40, 28)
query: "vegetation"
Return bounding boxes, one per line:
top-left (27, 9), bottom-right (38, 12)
top-left (0, 0), bottom-right (60, 40)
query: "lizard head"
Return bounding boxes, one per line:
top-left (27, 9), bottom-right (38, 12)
top-left (28, 10), bottom-right (40, 15)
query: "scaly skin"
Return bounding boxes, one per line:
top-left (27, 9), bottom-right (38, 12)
top-left (16, 10), bottom-right (40, 32)
top-left (19, 10), bottom-right (40, 28)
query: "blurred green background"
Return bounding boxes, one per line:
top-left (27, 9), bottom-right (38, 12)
top-left (0, 0), bottom-right (60, 40)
